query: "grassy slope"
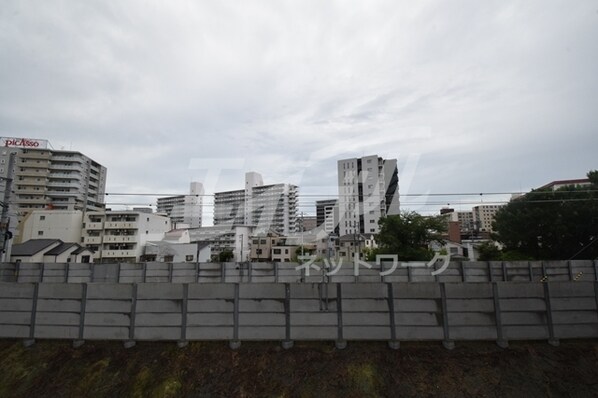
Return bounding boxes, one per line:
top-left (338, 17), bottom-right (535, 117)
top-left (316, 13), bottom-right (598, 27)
top-left (0, 340), bottom-right (597, 397)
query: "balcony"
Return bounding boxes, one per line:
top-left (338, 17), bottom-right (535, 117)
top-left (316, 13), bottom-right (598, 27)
top-left (14, 187), bottom-right (46, 195)
top-left (51, 155), bottom-right (85, 163)
top-left (49, 163), bottom-right (85, 172)
top-left (85, 222), bottom-right (104, 230)
top-left (100, 250), bottom-right (138, 258)
top-left (16, 197), bottom-right (47, 205)
top-left (47, 181), bottom-right (82, 189)
top-left (15, 169), bottom-right (50, 178)
top-left (104, 221), bottom-right (138, 229)
top-left (19, 151), bottom-right (51, 160)
top-left (103, 235), bottom-right (137, 243)
top-left (83, 236), bottom-right (102, 244)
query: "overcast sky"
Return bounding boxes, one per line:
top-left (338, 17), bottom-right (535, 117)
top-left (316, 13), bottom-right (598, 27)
top-left (1, 1), bottom-right (597, 223)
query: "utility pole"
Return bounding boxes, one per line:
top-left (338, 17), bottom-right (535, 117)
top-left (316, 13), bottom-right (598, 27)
top-left (0, 153), bottom-right (16, 262)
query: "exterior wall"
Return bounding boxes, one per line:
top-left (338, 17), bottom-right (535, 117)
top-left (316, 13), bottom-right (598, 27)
top-left (1, 279), bottom-right (596, 344)
top-left (0, 139), bottom-right (107, 243)
top-left (472, 205), bottom-right (503, 233)
top-left (18, 210), bottom-right (83, 244)
top-left (214, 172), bottom-right (298, 235)
top-left (189, 225), bottom-right (255, 261)
top-left (271, 245), bottom-right (297, 262)
top-left (10, 241), bottom-right (62, 263)
top-left (316, 199), bottom-right (338, 234)
top-left (43, 246), bottom-right (79, 263)
top-left (144, 243), bottom-right (210, 263)
top-left (156, 182), bottom-right (204, 228)
top-left (337, 155), bottom-right (399, 237)
top-left (82, 211), bottom-right (171, 262)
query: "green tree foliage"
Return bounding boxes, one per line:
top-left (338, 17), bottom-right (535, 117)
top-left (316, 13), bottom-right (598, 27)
top-left (375, 211), bottom-right (447, 261)
top-left (492, 170), bottom-right (598, 260)
top-left (476, 241), bottom-right (503, 261)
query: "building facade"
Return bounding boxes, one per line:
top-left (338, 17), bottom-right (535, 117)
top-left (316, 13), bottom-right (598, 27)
top-left (316, 199), bottom-right (339, 235)
top-left (82, 211), bottom-right (171, 262)
top-left (213, 172), bottom-right (298, 235)
top-left (472, 204), bottom-right (503, 233)
top-left (189, 225), bottom-right (254, 262)
top-left (337, 155), bottom-right (400, 236)
top-left (0, 137), bottom-right (107, 227)
top-left (17, 210), bottom-right (84, 244)
top-left (156, 182), bottom-right (204, 228)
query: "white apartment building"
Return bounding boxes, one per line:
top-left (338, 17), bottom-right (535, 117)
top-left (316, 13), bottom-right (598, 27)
top-left (17, 210), bottom-right (84, 244)
top-left (316, 199), bottom-right (339, 235)
top-left (213, 172), bottom-right (298, 235)
top-left (82, 211), bottom-right (171, 262)
top-left (156, 182), bottom-right (204, 228)
top-left (337, 155), bottom-right (400, 236)
top-left (472, 204), bottom-right (504, 233)
top-left (189, 225), bottom-right (254, 262)
top-left (0, 137), bottom-right (107, 225)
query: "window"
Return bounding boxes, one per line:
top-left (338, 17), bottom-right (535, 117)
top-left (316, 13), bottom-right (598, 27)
top-left (40, 215), bottom-right (45, 221)
top-left (185, 255), bottom-right (194, 261)
top-left (37, 231), bottom-right (43, 236)
top-left (273, 249), bottom-right (281, 254)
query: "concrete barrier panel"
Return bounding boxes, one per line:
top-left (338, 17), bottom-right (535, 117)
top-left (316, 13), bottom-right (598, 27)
top-left (85, 313), bottom-right (130, 327)
top-left (0, 312), bottom-right (31, 325)
top-left (502, 313), bottom-right (546, 325)
top-left (0, 298), bottom-right (33, 311)
top-left (554, 325), bottom-right (598, 339)
top-left (38, 283), bottom-right (82, 299)
top-left (136, 313), bottom-right (182, 327)
top-left (504, 326), bottom-right (549, 340)
top-left (36, 312), bottom-right (80, 326)
top-left (344, 326), bottom-right (390, 340)
top-left (239, 313), bottom-right (285, 326)
top-left (187, 313), bottom-right (233, 326)
top-left (137, 300), bottom-right (182, 313)
top-left (188, 299), bottom-right (234, 312)
top-left (0, 325), bottom-right (30, 338)
top-left (551, 298), bottom-right (597, 311)
top-left (447, 313), bottom-right (495, 326)
top-left (86, 300), bottom-right (132, 313)
top-left (500, 298), bottom-right (546, 312)
top-left (186, 327), bottom-right (234, 340)
top-left (239, 299), bottom-right (284, 312)
top-left (84, 326), bottom-right (130, 340)
top-left (342, 300), bottom-right (388, 312)
top-left (447, 299), bottom-right (495, 312)
top-left (396, 313), bottom-right (441, 326)
top-left (239, 326), bottom-right (285, 340)
top-left (552, 311), bottom-right (598, 324)
top-left (395, 299), bottom-right (440, 312)
top-left (344, 313), bottom-right (390, 326)
top-left (0, 283), bottom-right (35, 298)
top-left (449, 326), bottom-right (497, 340)
top-left (445, 283), bottom-right (493, 298)
top-left (37, 299), bottom-right (81, 312)
top-left (188, 284), bottom-right (235, 299)
top-left (291, 326), bottom-right (337, 340)
top-left (137, 283), bottom-right (183, 299)
top-left (291, 299), bottom-right (338, 312)
top-left (290, 312), bottom-right (337, 326)
top-left (135, 326), bottom-right (180, 340)
top-left (240, 284), bottom-right (285, 298)
top-left (396, 327), bottom-right (443, 340)
top-left (393, 283), bottom-right (441, 298)
top-left (35, 325), bottom-right (79, 339)
top-left (87, 284), bottom-right (133, 299)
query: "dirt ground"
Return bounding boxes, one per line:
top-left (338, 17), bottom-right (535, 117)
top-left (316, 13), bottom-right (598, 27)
top-left (0, 339), bottom-right (597, 397)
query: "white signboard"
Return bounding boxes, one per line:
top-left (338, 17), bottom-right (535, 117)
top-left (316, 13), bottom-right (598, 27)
top-left (0, 137), bottom-right (48, 149)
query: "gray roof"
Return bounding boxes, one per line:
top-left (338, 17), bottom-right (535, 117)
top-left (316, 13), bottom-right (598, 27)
top-left (11, 239), bottom-right (62, 256)
top-left (45, 242), bottom-right (79, 256)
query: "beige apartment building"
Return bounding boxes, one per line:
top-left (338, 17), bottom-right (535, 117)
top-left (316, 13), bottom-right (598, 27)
top-left (82, 211), bottom-right (171, 262)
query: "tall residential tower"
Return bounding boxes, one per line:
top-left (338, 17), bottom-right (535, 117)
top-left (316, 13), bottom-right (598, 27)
top-left (337, 155), bottom-right (399, 236)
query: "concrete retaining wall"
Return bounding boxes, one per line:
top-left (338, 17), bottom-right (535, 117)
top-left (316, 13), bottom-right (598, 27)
top-left (1, 260), bottom-right (597, 284)
top-left (0, 281), bottom-right (596, 348)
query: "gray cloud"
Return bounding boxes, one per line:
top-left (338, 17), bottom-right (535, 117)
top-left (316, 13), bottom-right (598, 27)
top-left (1, 0), bottom-right (597, 220)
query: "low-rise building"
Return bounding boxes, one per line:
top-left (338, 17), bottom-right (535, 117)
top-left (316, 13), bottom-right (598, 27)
top-left (82, 211), bottom-right (172, 262)
top-left (11, 239), bottom-right (93, 263)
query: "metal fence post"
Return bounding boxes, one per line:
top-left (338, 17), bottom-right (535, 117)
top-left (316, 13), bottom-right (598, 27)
top-left (543, 282), bottom-right (559, 346)
top-left (492, 282), bottom-right (508, 348)
top-left (335, 284), bottom-right (346, 349)
top-left (229, 283), bottom-right (241, 349)
top-left (501, 261), bottom-right (508, 282)
top-left (528, 261), bottom-right (534, 282)
top-left (23, 283), bottom-right (39, 347)
top-left (282, 283), bottom-right (293, 349)
top-left (568, 260), bottom-right (574, 282)
top-left (124, 284), bottom-right (138, 348)
top-left (440, 283), bottom-right (454, 350)
top-left (73, 283), bottom-right (88, 348)
top-left (178, 283), bottom-right (189, 348)
top-left (387, 283), bottom-right (399, 349)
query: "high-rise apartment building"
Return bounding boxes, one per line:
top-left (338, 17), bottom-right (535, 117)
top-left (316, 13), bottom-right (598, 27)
top-left (157, 182), bottom-right (204, 228)
top-left (213, 172), bottom-right (298, 235)
top-left (0, 137), bottom-right (107, 224)
top-left (472, 204), bottom-right (503, 233)
top-left (337, 155), bottom-right (400, 236)
top-left (316, 199), bottom-right (339, 234)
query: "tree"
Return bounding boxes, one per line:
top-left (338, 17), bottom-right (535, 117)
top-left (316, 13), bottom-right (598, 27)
top-left (476, 241), bottom-right (503, 261)
top-left (492, 170), bottom-right (598, 260)
top-left (376, 211), bottom-right (447, 261)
